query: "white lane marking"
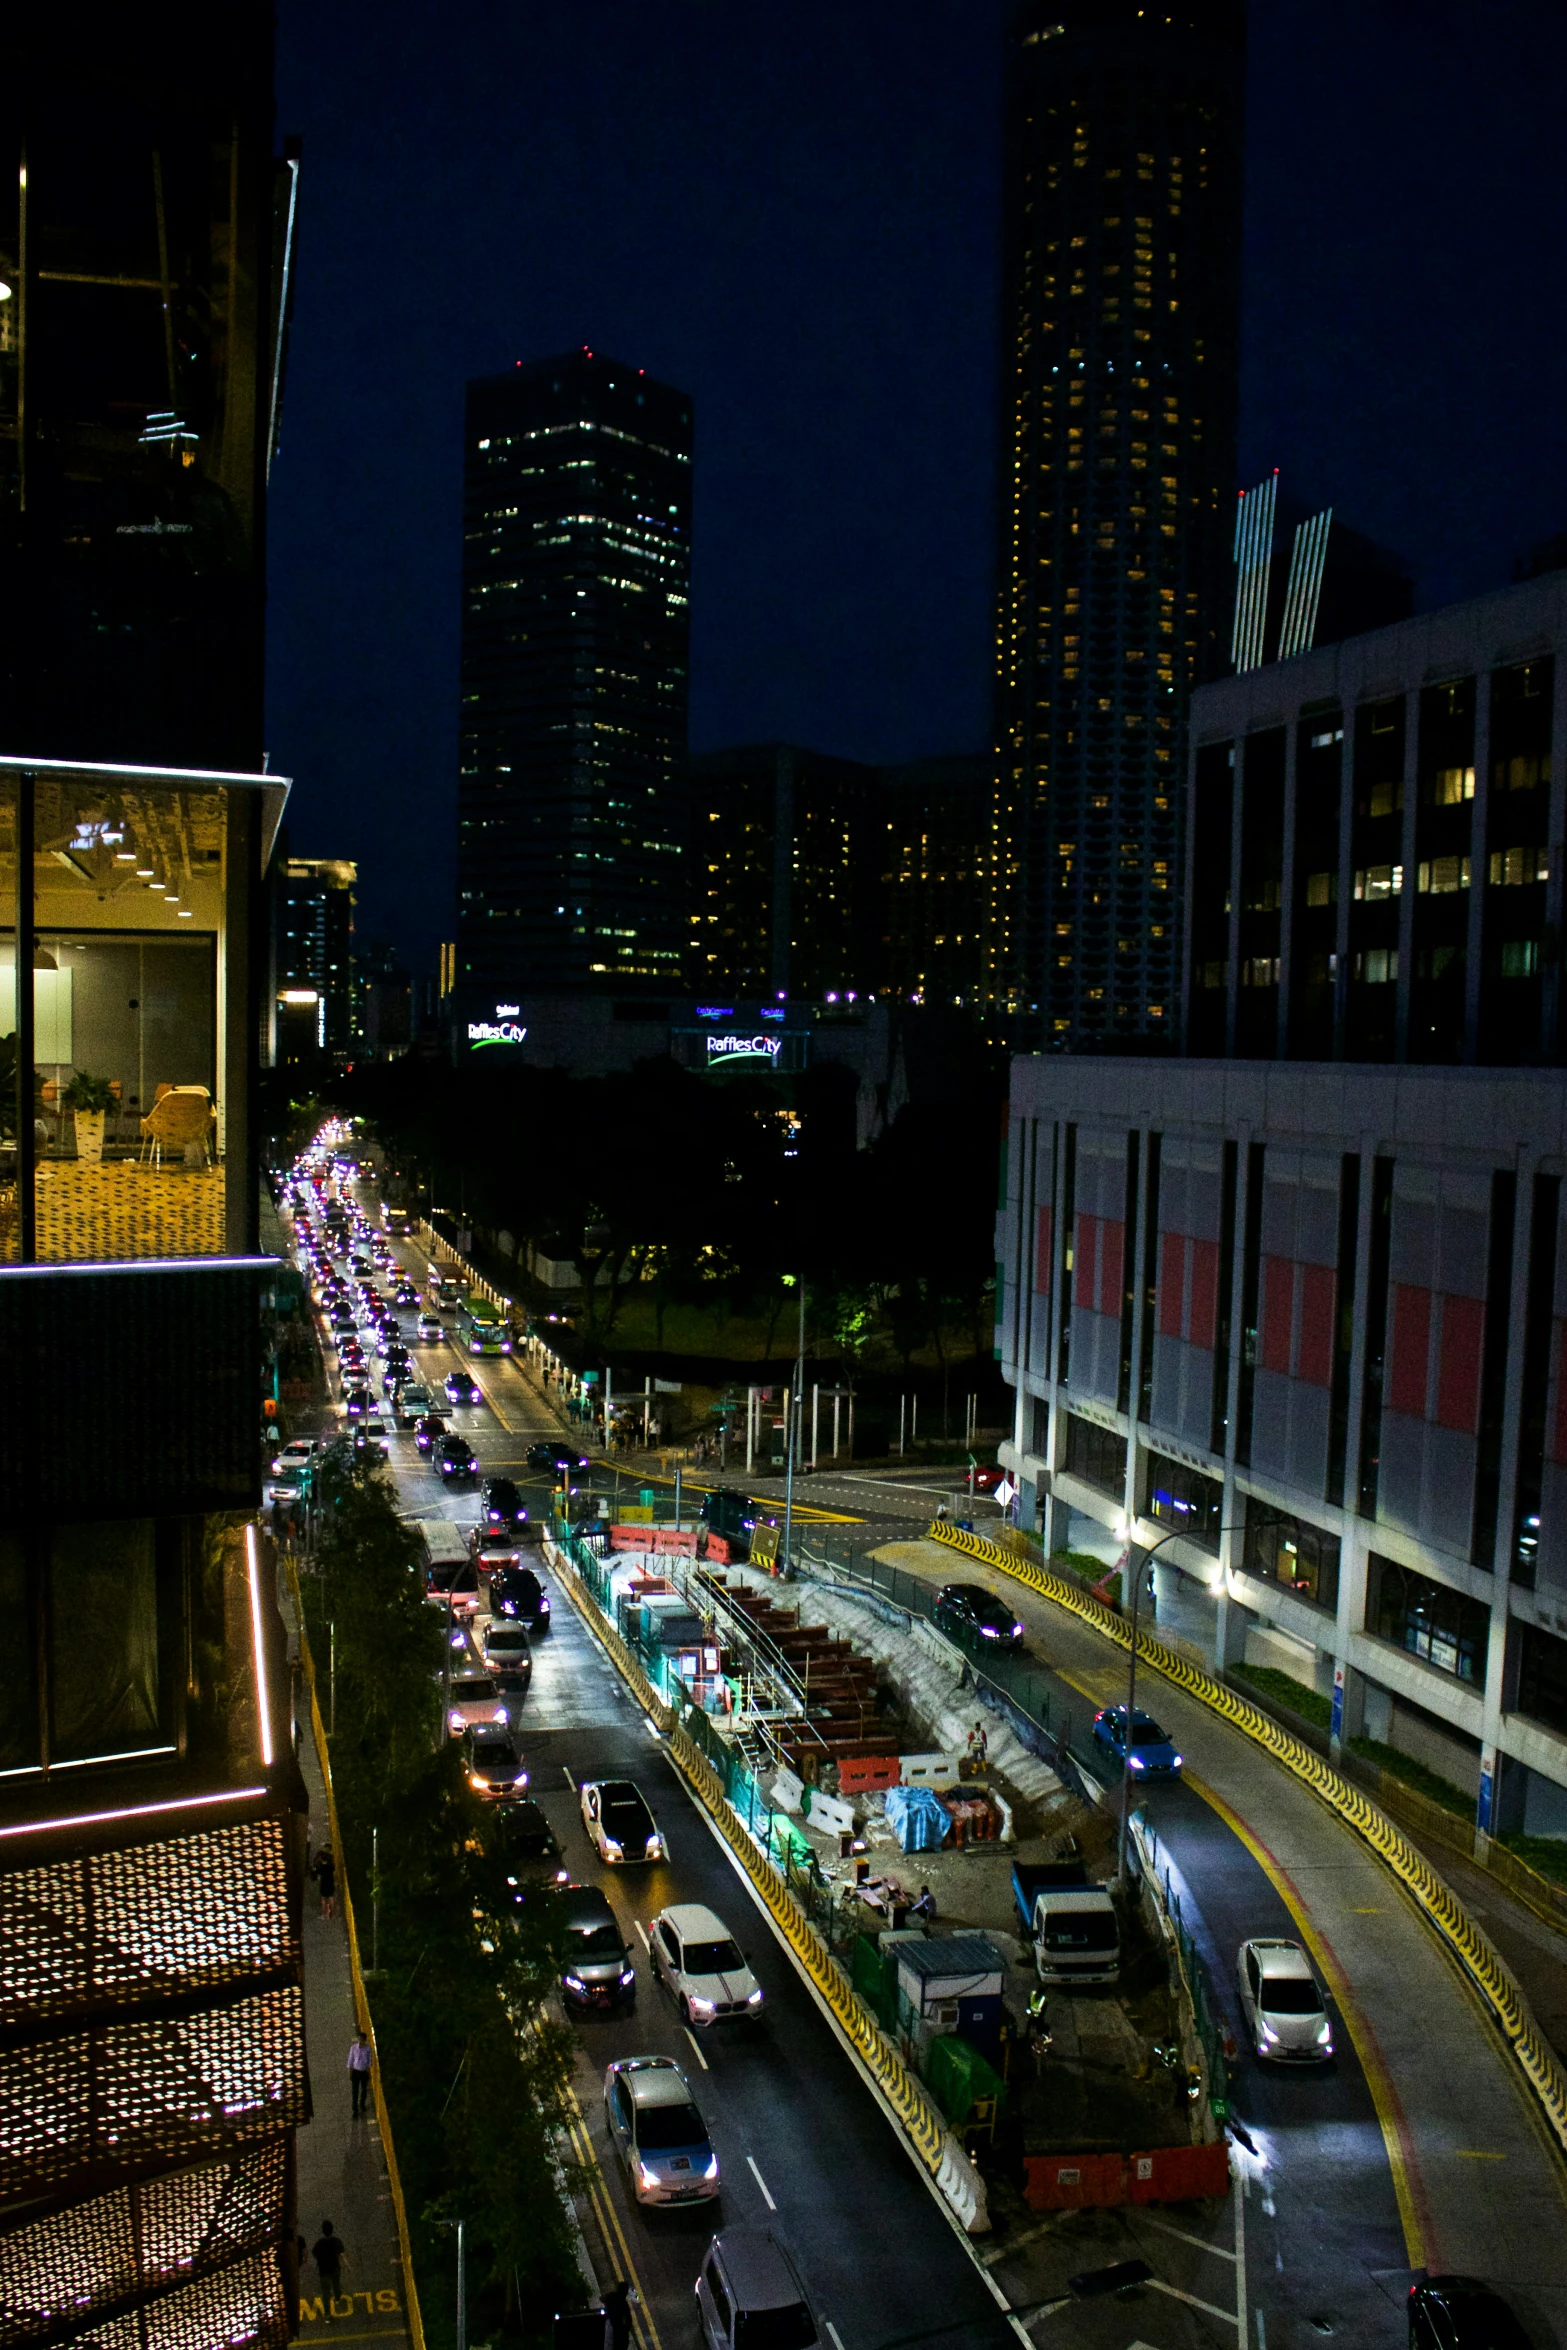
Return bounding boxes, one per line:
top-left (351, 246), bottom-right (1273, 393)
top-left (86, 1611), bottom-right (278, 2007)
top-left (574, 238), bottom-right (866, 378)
top-left (1146, 2276), bottom-right (1240, 2326)
top-left (824, 2326), bottom-right (847, 2350)
top-left (745, 2154), bottom-right (776, 2211)
top-left (1234, 2137), bottom-right (1249, 2344)
top-left (1138, 2212), bottom-right (1237, 2262)
top-left (562, 1765), bottom-right (576, 1791)
top-left (682, 2026), bottom-right (709, 2072)
top-left (634, 1919), bottom-right (651, 1952)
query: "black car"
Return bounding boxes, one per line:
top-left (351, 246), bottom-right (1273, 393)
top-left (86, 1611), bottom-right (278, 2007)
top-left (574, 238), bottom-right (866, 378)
top-left (492, 1800), bottom-right (562, 1897)
top-left (413, 1412), bottom-right (447, 1453)
top-left (437, 1432), bottom-right (478, 1482)
top-left (445, 1368), bottom-right (483, 1409)
top-left (525, 1441), bottom-right (588, 1475)
top-left (490, 1564), bottom-right (551, 1635)
top-left (342, 1385), bottom-right (373, 1418)
top-left (483, 1477), bottom-right (528, 1528)
top-left (933, 1581), bottom-right (1026, 1650)
top-left (463, 1724), bottom-right (528, 1800)
top-left (393, 1281), bottom-right (419, 1306)
top-left (555, 1883), bottom-right (636, 2013)
top-left (1408, 2278), bottom-right (1529, 2349)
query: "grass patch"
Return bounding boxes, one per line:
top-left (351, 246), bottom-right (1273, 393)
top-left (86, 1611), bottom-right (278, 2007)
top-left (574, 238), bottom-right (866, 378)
top-left (1497, 1831), bottom-right (1567, 1889)
top-left (1347, 1735), bottom-right (1474, 1819)
top-left (1230, 1662), bottom-right (1333, 1730)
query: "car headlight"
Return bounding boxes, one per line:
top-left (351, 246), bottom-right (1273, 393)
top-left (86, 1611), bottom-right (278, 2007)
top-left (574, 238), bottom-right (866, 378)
top-left (619, 1969), bottom-right (635, 1985)
top-left (688, 1996), bottom-right (716, 2018)
top-left (1128, 1755), bottom-right (1146, 1771)
top-left (747, 1987), bottom-right (764, 2007)
top-left (1012, 1622), bottom-right (1024, 1638)
top-left (563, 1973), bottom-right (586, 1994)
top-left (645, 1835), bottom-right (663, 1858)
top-left (637, 2162), bottom-right (660, 2191)
top-left (1172, 1755), bottom-right (1183, 1770)
top-left (1259, 2022), bottom-right (1278, 2045)
top-left (517, 1769), bottom-right (529, 1787)
top-left (448, 1711), bottom-right (463, 1730)
top-left (1316, 2021), bottom-right (1333, 2046)
top-left (703, 2153), bottom-right (720, 2180)
top-left (493, 1706), bottom-right (507, 1722)
top-left (470, 1773), bottom-right (487, 1791)
top-left (979, 1624), bottom-right (999, 1638)
top-left (603, 1838), bottom-right (623, 1859)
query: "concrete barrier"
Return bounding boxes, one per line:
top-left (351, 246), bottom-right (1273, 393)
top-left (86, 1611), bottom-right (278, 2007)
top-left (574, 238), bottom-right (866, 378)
top-left (930, 1519), bottom-right (1567, 2162)
top-left (547, 1540), bottom-right (992, 2231)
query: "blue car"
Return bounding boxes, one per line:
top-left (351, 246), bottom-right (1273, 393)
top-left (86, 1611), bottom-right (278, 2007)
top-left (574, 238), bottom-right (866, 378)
top-left (1093, 1705), bottom-right (1183, 1778)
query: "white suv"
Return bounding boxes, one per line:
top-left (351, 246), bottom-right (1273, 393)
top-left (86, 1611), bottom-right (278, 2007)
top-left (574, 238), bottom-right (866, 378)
top-left (649, 1902), bottom-right (764, 2027)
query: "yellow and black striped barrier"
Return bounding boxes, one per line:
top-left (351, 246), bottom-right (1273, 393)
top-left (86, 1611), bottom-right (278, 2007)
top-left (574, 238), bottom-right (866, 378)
top-left (548, 1548), bottom-right (982, 2224)
top-left (930, 1519), bottom-right (1567, 2162)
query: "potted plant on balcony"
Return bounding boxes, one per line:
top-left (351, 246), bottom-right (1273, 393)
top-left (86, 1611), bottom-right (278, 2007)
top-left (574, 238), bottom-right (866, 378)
top-left (62, 1071), bottom-right (117, 1166)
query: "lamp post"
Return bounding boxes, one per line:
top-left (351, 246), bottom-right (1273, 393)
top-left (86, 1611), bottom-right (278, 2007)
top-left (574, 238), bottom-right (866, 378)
top-left (780, 1278), bottom-right (806, 1577)
top-left (1114, 1521), bottom-right (1241, 1886)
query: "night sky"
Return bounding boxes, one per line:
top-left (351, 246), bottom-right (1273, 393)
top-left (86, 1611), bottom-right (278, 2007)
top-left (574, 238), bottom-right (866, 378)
top-left (266, 0), bottom-right (1567, 980)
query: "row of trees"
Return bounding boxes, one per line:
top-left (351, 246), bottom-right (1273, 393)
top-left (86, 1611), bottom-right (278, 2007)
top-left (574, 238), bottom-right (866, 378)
top-left (330, 1051), bottom-right (1004, 1375)
top-left (302, 1442), bottom-right (584, 2341)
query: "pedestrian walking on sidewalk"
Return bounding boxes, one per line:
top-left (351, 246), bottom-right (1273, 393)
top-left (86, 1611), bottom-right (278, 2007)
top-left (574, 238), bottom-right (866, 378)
top-left (601, 2280), bottom-right (635, 2350)
top-left (312, 1846), bottom-right (337, 1920)
top-left (311, 2221), bottom-right (347, 2313)
top-left (348, 2029), bottom-right (373, 2117)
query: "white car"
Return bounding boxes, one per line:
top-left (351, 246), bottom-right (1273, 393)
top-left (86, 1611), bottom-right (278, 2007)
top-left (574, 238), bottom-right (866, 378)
top-left (416, 1313), bottom-right (444, 1344)
top-left (269, 1437), bottom-right (316, 1480)
top-left (648, 1902), bottom-right (764, 2026)
top-left (1235, 1938), bottom-right (1333, 2062)
top-left (445, 1675), bottom-right (509, 1737)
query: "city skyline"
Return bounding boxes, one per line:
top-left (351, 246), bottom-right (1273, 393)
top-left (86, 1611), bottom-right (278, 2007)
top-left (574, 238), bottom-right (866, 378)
top-left (266, 0), bottom-right (1567, 979)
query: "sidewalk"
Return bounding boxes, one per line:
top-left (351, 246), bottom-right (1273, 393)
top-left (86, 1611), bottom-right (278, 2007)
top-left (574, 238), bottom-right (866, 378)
top-left (295, 1714), bottom-right (416, 2348)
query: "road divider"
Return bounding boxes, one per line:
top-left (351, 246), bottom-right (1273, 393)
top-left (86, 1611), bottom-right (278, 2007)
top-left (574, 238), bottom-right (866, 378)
top-left (929, 1520), bottom-right (1567, 2163)
top-left (544, 1534), bottom-right (992, 2233)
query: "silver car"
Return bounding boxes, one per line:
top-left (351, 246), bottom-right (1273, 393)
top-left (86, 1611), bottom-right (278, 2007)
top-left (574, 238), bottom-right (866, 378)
top-left (649, 1902), bottom-right (764, 2027)
top-left (1236, 1938), bottom-right (1333, 2062)
top-left (603, 2057), bottom-right (719, 2206)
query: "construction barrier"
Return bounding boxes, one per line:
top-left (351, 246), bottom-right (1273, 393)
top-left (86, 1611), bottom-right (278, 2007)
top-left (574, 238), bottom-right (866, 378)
top-left (546, 1538), bottom-right (991, 2233)
top-left (931, 1520), bottom-right (1567, 2163)
top-left (1024, 2142), bottom-right (1229, 2211)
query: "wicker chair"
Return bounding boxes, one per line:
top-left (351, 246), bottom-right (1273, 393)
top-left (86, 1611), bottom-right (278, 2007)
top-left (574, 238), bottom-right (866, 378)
top-left (139, 1088), bottom-right (215, 1170)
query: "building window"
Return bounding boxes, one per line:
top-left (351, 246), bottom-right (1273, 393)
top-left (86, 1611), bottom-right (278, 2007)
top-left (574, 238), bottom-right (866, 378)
top-left (1243, 1500), bottom-right (1340, 1611)
top-left (1063, 1411), bottom-right (1127, 1499)
top-left (0, 1520), bottom-right (185, 1777)
top-left (1145, 1451), bottom-right (1222, 1549)
top-left (1366, 1553), bottom-right (1490, 1684)
top-left (1515, 1623), bottom-right (1567, 1738)
top-left (1031, 1396), bottom-right (1050, 1456)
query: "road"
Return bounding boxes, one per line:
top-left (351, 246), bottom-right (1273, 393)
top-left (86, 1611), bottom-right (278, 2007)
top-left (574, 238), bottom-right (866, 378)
top-left (294, 1182), bottom-right (1018, 2350)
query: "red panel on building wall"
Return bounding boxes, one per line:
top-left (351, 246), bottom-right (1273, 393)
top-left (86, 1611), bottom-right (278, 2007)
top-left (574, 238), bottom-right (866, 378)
top-left (1388, 1283), bottom-right (1432, 1418)
top-left (1260, 1255), bottom-right (1294, 1375)
top-left (1435, 1293), bottom-right (1485, 1432)
top-left (1099, 1219), bottom-right (1125, 1318)
top-left (1158, 1233), bottom-right (1187, 1338)
top-left (1036, 1205), bottom-right (1054, 1295)
top-left (1296, 1263), bottom-right (1336, 1389)
top-left (1077, 1214), bottom-right (1099, 1311)
top-left (1187, 1237), bottom-right (1219, 1349)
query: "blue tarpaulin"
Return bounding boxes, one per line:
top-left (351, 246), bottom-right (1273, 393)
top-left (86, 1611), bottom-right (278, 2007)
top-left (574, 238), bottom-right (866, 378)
top-left (884, 1784), bottom-right (949, 1853)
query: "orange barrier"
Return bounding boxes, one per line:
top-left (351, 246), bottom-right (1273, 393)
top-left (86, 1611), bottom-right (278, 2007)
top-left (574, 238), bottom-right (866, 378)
top-left (1024, 2142), bottom-right (1229, 2210)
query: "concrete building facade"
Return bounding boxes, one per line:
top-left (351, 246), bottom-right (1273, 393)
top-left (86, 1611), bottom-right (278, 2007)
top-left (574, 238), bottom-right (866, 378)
top-left (996, 1053), bottom-right (1567, 1845)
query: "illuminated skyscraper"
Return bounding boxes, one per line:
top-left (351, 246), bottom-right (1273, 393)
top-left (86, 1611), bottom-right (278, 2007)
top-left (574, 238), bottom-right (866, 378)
top-left (990, 0), bottom-right (1245, 1043)
top-left (457, 350), bottom-right (692, 997)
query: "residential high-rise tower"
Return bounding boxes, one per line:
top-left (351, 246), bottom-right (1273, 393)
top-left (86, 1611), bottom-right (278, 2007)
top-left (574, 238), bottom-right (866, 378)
top-left (990, 0), bottom-right (1246, 1043)
top-left (457, 350), bottom-right (692, 998)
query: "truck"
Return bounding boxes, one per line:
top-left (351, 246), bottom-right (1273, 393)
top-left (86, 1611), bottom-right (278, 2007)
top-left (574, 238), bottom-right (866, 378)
top-left (1012, 1859), bottom-right (1121, 1988)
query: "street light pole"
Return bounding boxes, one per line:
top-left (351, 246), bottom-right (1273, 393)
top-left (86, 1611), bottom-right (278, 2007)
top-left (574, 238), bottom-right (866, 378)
top-left (780, 1278), bottom-right (806, 1577)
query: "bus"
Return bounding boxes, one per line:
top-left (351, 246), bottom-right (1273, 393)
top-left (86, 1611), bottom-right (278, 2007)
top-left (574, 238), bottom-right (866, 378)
top-left (381, 1202), bottom-right (410, 1236)
top-left (462, 1295), bottom-right (511, 1356)
top-left (427, 1263), bottom-right (461, 1310)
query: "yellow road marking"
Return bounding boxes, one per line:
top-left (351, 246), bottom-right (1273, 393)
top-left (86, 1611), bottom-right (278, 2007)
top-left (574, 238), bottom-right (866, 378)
top-left (1456, 2150), bottom-right (1507, 2160)
top-left (1185, 1768), bottom-right (1431, 2270)
top-left (560, 2088), bottom-right (662, 2350)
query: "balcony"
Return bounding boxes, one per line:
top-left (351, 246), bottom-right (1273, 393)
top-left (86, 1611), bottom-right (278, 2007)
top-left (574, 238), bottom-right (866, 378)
top-left (0, 755), bottom-right (288, 1267)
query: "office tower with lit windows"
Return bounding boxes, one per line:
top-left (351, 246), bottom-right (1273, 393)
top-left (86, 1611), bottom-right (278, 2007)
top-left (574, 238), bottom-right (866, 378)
top-left (271, 852), bottom-right (356, 1061)
top-left (687, 742), bottom-right (880, 1000)
top-left (457, 350), bottom-right (692, 997)
top-left (990, 0), bottom-right (1245, 1043)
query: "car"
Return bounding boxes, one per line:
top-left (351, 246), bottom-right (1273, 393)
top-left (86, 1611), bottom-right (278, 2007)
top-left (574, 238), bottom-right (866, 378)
top-left (463, 1723), bottom-right (528, 1798)
top-left (933, 1582), bottom-right (1025, 1649)
top-left (1408, 2278), bottom-right (1530, 2349)
top-left (414, 1412), bottom-right (448, 1453)
top-left (483, 1477), bottom-right (528, 1529)
top-left (266, 1462), bottom-right (307, 1505)
top-left (342, 1386), bottom-right (373, 1418)
top-left (445, 1368), bottom-right (483, 1408)
top-left (698, 1488), bottom-right (760, 1558)
top-left (393, 1281), bottom-right (419, 1306)
top-left (437, 1433), bottom-right (478, 1482)
top-left (416, 1313), bottom-right (444, 1343)
top-left (490, 1564), bottom-right (551, 1635)
top-left (581, 1778), bottom-right (663, 1864)
top-left (391, 1381), bottom-right (434, 1428)
top-left (971, 1464), bottom-right (1006, 1494)
top-left (526, 1440), bottom-right (589, 1475)
top-left (382, 1345), bottom-right (413, 1379)
top-left (352, 1416), bottom-right (392, 1458)
top-left (1092, 1705), bottom-right (1183, 1778)
top-left (481, 1619), bottom-right (533, 1692)
top-left (446, 1674), bottom-right (509, 1736)
top-left (602, 2058), bottom-right (718, 2207)
top-left (338, 1343), bottom-right (367, 1375)
top-left (648, 1902), bottom-right (764, 2026)
top-left (1235, 1938), bottom-right (1334, 2062)
top-left (472, 1527), bottom-right (522, 1577)
top-left (382, 1364), bottom-right (414, 1403)
top-left (556, 1884), bottom-right (637, 2012)
top-left (269, 1437), bottom-right (317, 1479)
top-left (493, 1798), bottom-right (561, 1882)
top-left (696, 2231), bottom-right (817, 2350)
